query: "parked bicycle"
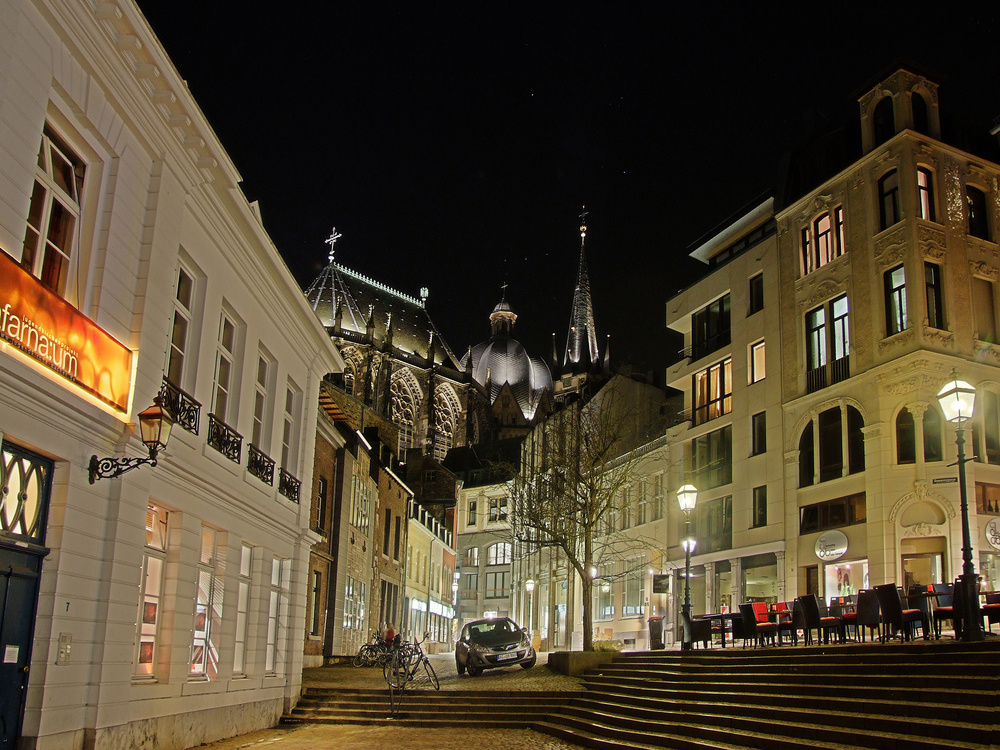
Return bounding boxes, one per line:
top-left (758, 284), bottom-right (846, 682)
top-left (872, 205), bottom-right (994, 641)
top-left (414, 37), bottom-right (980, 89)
top-left (352, 630), bottom-right (394, 667)
top-left (383, 632), bottom-right (439, 716)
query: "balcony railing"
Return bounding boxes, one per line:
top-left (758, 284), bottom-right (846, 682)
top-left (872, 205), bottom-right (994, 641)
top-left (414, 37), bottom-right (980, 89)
top-left (279, 468), bottom-right (301, 503)
top-left (247, 444), bottom-right (275, 485)
top-left (831, 355), bottom-right (850, 385)
top-left (462, 556), bottom-right (479, 567)
top-left (207, 414), bottom-right (242, 464)
top-left (807, 356), bottom-right (850, 394)
top-left (806, 366), bottom-right (827, 394)
top-left (159, 378), bottom-right (201, 434)
top-left (485, 588), bottom-right (511, 599)
top-left (460, 588), bottom-right (478, 600)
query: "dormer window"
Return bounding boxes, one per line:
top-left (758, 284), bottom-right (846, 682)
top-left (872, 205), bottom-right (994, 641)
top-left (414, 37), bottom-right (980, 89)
top-left (799, 207), bottom-right (845, 276)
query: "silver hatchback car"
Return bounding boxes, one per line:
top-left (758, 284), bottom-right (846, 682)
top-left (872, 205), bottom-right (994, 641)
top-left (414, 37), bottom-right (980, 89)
top-left (456, 617), bottom-right (536, 676)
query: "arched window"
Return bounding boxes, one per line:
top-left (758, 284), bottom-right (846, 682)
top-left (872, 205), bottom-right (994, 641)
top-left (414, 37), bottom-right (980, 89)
top-left (917, 168), bottom-right (935, 222)
top-left (391, 372), bottom-right (421, 458)
top-left (923, 406), bottom-right (943, 462)
top-left (912, 93), bottom-right (929, 135)
top-left (798, 405), bottom-right (865, 487)
top-left (486, 542), bottom-right (512, 565)
top-left (896, 408), bottom-right (916, 464)
top-left (873, 96), bottom-right (895, 146)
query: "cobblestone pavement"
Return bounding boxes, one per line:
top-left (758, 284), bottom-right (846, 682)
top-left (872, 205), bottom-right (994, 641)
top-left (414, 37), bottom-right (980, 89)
top-left (186, 652), bottom-right (588, 750)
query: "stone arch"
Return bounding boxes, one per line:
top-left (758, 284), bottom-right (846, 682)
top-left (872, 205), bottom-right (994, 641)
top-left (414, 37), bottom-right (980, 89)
top-left (391, 368), bottom-right (423, 456)
top-left (341, 346), bottom-right (364, 397)
top-left (433, 384), bottom-right (461, 461)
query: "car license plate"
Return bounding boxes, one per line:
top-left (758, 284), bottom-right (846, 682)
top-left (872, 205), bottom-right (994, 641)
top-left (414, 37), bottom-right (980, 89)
top-left (496, 652), bottom-right (518, 661)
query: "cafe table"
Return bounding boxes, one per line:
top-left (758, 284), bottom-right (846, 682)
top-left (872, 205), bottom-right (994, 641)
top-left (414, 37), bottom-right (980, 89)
top-left (696, 612), bottom-right (741, 648)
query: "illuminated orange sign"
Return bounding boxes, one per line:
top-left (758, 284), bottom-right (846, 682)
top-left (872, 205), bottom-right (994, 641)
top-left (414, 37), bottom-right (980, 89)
top-left (0, 250), bottom-right (132, 412)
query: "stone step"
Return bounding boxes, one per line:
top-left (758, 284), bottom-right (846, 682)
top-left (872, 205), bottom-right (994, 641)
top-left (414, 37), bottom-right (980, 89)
top-left (598, 659), bottom-right (996, 675)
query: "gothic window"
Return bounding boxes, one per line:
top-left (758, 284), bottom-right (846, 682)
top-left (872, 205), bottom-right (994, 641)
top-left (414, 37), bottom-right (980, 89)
top-left (433, 387), bottom-right (459, 462)
top-left (391, 370), bottom-right (421, 457)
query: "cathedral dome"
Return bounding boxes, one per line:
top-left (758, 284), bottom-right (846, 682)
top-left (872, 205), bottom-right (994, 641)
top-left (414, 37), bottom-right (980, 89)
top-left (461, 297), bottom-right (553, 420)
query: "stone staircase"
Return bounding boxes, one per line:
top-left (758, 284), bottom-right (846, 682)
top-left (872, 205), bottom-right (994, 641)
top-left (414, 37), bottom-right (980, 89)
top-left (533, 642), bottom-right (1000, 749)
top-left (283, 686), bottom-right (584, 727)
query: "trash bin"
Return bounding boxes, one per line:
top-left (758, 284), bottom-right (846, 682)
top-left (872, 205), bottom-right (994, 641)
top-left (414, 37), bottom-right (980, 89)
top-left (647, 615), bottom-right (665, 650)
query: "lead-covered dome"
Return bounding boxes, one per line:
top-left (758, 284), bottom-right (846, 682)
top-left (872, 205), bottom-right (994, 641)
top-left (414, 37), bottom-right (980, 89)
top-left (461, 297), bottom-right (553, 420)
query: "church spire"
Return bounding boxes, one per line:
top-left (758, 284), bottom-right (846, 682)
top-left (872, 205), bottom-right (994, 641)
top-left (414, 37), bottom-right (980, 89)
top-left (563, 206), bottom-right (599, 371)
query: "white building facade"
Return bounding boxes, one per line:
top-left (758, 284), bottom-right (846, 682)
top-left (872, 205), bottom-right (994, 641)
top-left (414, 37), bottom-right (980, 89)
top-left (0, 1), bottom-right (341, 747)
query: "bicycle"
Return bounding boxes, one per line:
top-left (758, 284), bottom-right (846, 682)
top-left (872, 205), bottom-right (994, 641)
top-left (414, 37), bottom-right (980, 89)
top-left (353, 630), bottom-right (394, 667)
top-left (383, 632), bottom-right (439, 716)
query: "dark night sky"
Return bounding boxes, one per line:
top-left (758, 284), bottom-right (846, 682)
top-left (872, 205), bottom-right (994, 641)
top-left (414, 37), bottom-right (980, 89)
top-left (136, 2), bottom-right (999, 376)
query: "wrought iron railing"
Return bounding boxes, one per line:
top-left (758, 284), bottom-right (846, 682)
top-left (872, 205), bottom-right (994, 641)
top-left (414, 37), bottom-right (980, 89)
top-left (279, 468), bottom-right (301, 503)
top-left (806, 366), bottom-right (827, 394)
top-left (159, 378), bottom-right (201, 434)
top-left (831, 355), bottom-right (850, 385)
top-left (207, 414), bottom-right (242, 464)
top-left (247, 444), bottom-right (275, 485)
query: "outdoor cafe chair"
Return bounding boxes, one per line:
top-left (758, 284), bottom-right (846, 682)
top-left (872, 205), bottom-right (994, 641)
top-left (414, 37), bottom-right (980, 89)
top-left (738, 603), bottom-right (777, 648)
top-left (798, 594), bottom-right (842, 645)
top-left (983, 592), bottom-right (1000, 633)
top-left (682, 610), bottom-right (713, 649)
top-left (831, 595), bottom-right (857, 640)
top-left (774, 601), bottom-right (797, 645)
top-left (855, 589), bottom-right (881, 642)
top-left (931, 583), bottom-right (954, 638)
top-left (874, 583), bottom-right (924, 641)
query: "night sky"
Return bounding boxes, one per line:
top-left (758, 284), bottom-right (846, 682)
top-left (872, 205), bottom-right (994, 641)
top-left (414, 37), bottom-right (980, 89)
top-left (136, 2), bottom-right (999, 376)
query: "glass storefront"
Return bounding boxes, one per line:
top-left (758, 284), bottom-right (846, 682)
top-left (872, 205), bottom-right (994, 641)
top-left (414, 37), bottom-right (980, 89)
top-left (823, 558), bottom-right (868, 599)
top-left (742, 553), bottom-right (778, 605)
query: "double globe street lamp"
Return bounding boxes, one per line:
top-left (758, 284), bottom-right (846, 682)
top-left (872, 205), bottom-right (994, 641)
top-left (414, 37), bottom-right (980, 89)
top-left (936, 370), bottom-right (984, 641)
top-left (677, 484), bottom-right (698, 650)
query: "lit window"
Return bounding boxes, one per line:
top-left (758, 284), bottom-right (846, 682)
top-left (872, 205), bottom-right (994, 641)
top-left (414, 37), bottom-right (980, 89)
top-left (191, 527), bottom-right (223, 679)
top-left (234, 543), bottom-right (252, 673)
top-left (19, 125), bottom-right (85, 297)
top-left (917, 168), bottom-right (936, 222)
top-left (885, 265), bottom-right (907, 335)
top-left (750, 341), bottom-right (765, 383)
top-left (486, 542), bottom-right (512, 565)
top-left (693, 357), bottom-right (732, 425)
top-left (266, 557), bottom-right (290, 675)
top-left (135, 504), bottom-right (168, 678)
top-left (800, 208), bottom-right (846, 276)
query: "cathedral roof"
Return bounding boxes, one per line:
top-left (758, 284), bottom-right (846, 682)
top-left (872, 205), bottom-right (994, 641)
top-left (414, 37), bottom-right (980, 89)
top-left (460, 296), bottom-right (553, 420)
top-left (304, 235), bottom-right (461, 369)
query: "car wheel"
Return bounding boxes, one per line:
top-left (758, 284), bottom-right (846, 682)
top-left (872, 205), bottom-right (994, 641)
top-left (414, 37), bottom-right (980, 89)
top-left (520, 653), bottom-right (536, 669)
top-left (467, 661), bottom-right (482, 677)
top-left (456, 660), bottom-right (465, 675)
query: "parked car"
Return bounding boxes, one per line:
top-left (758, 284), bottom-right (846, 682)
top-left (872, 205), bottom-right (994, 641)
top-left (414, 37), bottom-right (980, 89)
top-left (455, 617), bottom-right (536, 676)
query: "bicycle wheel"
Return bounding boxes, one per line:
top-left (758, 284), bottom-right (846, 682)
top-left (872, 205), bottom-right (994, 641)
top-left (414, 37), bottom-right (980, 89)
top-left (383, 651), bottom-right (408, 689)
top-left (421, 656), bottom-right (440, 690)
top-left (387, 682), bottom-right (402, 717)
top-left (353, 644), bottom-right (373, 668)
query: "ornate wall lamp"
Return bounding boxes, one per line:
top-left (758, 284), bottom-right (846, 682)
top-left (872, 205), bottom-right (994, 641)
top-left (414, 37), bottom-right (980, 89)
top-left (89, 397), bottom-right (174, 483)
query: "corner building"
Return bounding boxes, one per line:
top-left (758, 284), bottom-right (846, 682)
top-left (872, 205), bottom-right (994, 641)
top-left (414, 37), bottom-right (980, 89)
top-left (668, 63), bottom-right (1000, 613)
top-left (0, 1), bottom-right (341, 747)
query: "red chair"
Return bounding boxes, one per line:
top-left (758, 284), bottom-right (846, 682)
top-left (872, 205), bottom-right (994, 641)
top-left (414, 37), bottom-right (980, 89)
top-left (751, 601), bottom-right (769, 624)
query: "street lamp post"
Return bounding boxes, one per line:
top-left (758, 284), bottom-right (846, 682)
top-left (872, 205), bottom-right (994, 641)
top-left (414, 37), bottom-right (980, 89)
top-left (937, 370), bottom-right (984, 642)
top-left (677, 484), bottom-right (698, 650)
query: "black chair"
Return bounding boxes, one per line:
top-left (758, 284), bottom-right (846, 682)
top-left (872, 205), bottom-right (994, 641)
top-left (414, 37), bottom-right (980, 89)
top-left (874, 583), bottom-right (924, 641)
top-left (738, 603), bottom-right (777, 648)
top-left (984, 592), bottom-right (1000, 633)
top-left (931, 583), bottom-right (954, 638)
top-left (907, 584), bottom-right (934, 637)
top-left (730, 611), bottom-right (748, 647)
top-left (798, 594), bottom-right (841, 645)
top-left (831, 595), bottom-right (857, 640)
top-left (775, 602), bottom-right (797, 646)
top-left (855, 589), bottom-right (881, 643)
top-left (682, 610), bottom-right (712, 649)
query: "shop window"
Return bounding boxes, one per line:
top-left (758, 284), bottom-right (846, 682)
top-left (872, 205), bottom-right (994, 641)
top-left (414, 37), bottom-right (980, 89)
top-left (917, 167), bottom-right (936, 222)
top-left (925, 262), bottom-right (945, 330)
top-left (749, 341), bottom-right (765, 383)
top-left (19, 125), bottom-right (85, 298)
top-left (593, 563), bottom-right (614, 620)
top-left (878, 170), bottom-right (900, 230)
top-left (693, 357), bottom-right (732, 425)
top-left (884, 264), bottom-right (907, 336)
top-left (134, 504), bottom-right (168, 678)
top-left (691, 294), bottom-right (731, 361)
top-left (264, 556), bottom-right (290, 673)
top-left (799, 493), bottom-right (867, 534)
top-left (978, 483), bottom-right (1000, 515)
top-left (233, 543), bottom-right (252, 673)
top-left (191, 526), bottom-right (224, 680)
top-left (751, 486), bottom-right (767, 528)
top-left (748, 273), bottom-right (764, 315)
top-left (622, 558), bottom-right (646, 617)
top-left (968, 185), bottom-right (991, 241)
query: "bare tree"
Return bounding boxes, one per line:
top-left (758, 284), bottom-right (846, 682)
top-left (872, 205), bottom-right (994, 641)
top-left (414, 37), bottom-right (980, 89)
top-left (505, 377), bottom-right (668, 651)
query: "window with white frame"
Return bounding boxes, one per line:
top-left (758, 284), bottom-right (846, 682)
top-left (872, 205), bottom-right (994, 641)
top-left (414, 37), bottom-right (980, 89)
top-left (750, 340), bottom-right (766, 383)
top-left (134, 503), bottom-right (168, 678)
top-left (486, 542), bottom-right (512, 565)
top-left (489, 496), bottom-right (508, 523)
top-left (593, 563), bottom-right (614, 620)
top-left (484, 570), bottom-right (509, 598)
top-left (252, 351), bottom-right (274, 450)
top-left (166, 265), bottom-right (195, 388)
top-left (191, 527), bottom-right (224, 679)
top-left (622, 559), bottom-right (645, 617)
top-left (213, 311), bottom-right (239, 424)
top-left (799, 207), bottom-right (846, 276)
top-left (265, 557), bottom-right (290, 675)
top-left (19, 125), bottom-right (85, 297)
top-left (636, 482), bottom-right (648, 526)
top-left (467, 498), bottom-right (477, 526)
top-left (350, 473), bottom-right (373, 533)
top-left (233, 543), bottom-right (252, 674)
top-left (651, 474), bottom-right (664, 520)
top-left (281, 382), bottom-right (301, 471)
top-left (620, 486), bottom-right (632, 530)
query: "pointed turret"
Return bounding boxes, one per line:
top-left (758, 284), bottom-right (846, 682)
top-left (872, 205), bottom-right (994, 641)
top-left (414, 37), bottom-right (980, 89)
top-left (563, 207), bottom-right (600, 372)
